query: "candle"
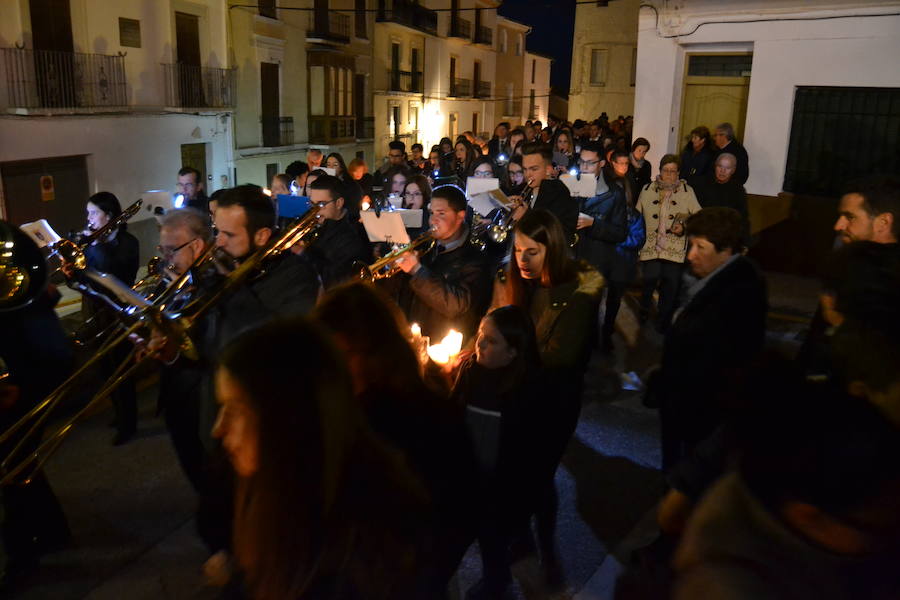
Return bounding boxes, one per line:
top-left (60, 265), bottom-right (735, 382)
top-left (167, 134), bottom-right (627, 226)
top-left (426, 329), bottom-right (463, 365)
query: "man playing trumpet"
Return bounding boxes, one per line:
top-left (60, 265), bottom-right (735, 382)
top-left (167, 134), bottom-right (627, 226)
top-left (383, 185), bottom-right (492, 341)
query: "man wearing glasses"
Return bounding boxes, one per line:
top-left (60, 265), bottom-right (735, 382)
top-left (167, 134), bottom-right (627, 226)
top-left (374, 140), bottom-right (408, 190)
top-left (305, 175), bottom-right (371, 289)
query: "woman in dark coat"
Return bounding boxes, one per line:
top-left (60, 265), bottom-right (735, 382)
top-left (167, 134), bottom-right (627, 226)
top-left (490, 209), bottom-right (604, 588)
top-left (679, 126), bottom-right (715, 185)
top-left (451, 305), bottom-right (543, 598)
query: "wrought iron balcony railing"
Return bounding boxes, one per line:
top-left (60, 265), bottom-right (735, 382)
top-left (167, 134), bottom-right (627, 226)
top-left (1, 47), bottom-right (126, 110)
top-left (309, 115), bottom-right (356, 144)
top-left (502, 99), bottom-right (523, 117)
top-left (162, 63), bottom-right (236, 109)
top-left (474, 81), bottom-right (491, 98)
top-left (376, 0), bottom-right (438, 36)
top-left (261, 116), bottom-right (294, 147)
top-left (308, 11), bottom-right (351, 42)
top-left (450, 78), bottom-right (471, 98)
top-left (389, 70), bottom-right (423, 93)
top-left (450, 17), bottom-right (472, 40)
top-left (475, 26), bottom-right (493, 46)
top-left (357, 116), bottom-right (375, 140)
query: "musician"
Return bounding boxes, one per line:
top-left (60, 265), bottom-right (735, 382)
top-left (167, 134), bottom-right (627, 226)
top-left (512, 143), bottom-right (578, 243)
top-left (385, 185), bottom-right (491, 341)
top-left (81, 191), bottom-right (140, 445)
top-left (305, 175), bottom-right (371, 289)
top-left (0, 224), bottom-right (71, 588)
top-left (148, 208), bottom-right (213, 493)
top-left (177, 166), bottom-right (209, 213)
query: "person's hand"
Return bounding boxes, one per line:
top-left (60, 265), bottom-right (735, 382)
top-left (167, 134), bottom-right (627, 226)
top-left (396, 251), bottom-right (420, 274)
top-left (290, 240), bottom-right (307, 255)
top-left (671, 222), bottom-right (684, 236)
top-left (577, 214), bottom-right (594, 230)
top-left (511, 202), bottom-right (527, 222)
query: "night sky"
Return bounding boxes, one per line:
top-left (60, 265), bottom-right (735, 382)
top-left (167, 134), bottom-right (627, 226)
top-left (497, 0), bottom-right (577, 95)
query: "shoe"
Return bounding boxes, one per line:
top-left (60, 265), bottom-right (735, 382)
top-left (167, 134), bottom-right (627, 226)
top-left (203, 550), bottom-right (233, 587)
top-left (112, 429), bottom-right (135, 446)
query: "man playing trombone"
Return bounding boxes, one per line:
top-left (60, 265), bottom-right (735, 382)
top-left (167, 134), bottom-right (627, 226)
top-left (382, 185), bottom-right (492, 341)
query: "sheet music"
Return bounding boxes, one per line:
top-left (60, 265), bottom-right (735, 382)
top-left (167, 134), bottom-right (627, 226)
top-left (20, 219), bottom-right (62, 248)
top-left (560, 173), bottom-right (598, 198)
top-left (468, 188), bottom-right (517, 217)
top-left (360, 211), bottom-right (411, 244)
top-left (397, 209), bottom-right (424, 229)
top-left (465, 177), bottom-right (500, 198)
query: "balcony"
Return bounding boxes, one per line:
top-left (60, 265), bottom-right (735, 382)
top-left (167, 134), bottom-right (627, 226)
top-left (449, 17), bottom-right (472, 40)
top-left (1, 47), bottom-right (126, 110)
top-left (307, 10), bottom-right (351, 42)
top-left (475, 26), bottom-right (493, 47)
top-left (162, 63), bottom-right (236, 109)
top-left (261, 116), bottom-right (294, 147)
top-left (502, 99), bottom-right (523, 118)
top-left (376, 0), bottom-right (438, 36)
top-left (389, 70), bottom-right (423, 94)
top-left (474, 81), bottom-right (491, 99)
top-left (449, 78), bottom-right (471, 98)
top-left (309, 115), bottom-right (355, 144)
top-left (357, 116), bottom-right (375, 140)
top-left (529, 104), bottom-right (541, 120)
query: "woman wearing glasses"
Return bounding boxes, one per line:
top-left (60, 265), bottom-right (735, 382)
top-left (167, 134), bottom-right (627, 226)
top-left (635, 154), bottom-right (702, 333)
top-left (401, 175), bottom-right (432, 238)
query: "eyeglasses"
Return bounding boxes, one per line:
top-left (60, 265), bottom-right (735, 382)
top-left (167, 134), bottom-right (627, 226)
top-left (661, 167), bottom-right (679, 174)
top-left (404, 191), bottom-right (423, 198)
top-left (473, 171), bottom-right (494, 178)
top-left (314, 199), bottom-right (335, 208)
top-left (579, 159), bottom-right (600, 167)
top-left (156, 238), bottom-right (196, 258)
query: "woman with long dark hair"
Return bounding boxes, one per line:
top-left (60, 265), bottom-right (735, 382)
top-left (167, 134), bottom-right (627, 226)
top-left (454, 138), bottom-right (479, 181)
top-left (82, 191), bottom-right (140, 445)
top-left (325, 151), bottom-right (363, 214)
top-left (679, 125), bottom-right (714, 184)
top-left (451, 305), bottom-right (543, 598)
top-left (401, 174), bottom-right (432, 238)
top-left (490, 209), bottom-right (603, 589)
top-left (213, 317), bottom-right (434, 600)
top-left (314, 283), bottom-right (478, 589)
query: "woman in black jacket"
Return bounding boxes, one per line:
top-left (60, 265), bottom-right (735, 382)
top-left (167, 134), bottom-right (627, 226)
top-left (451, 305), bottom-right (543, 599)
top-left (679, 126), bottom-right (715, 184)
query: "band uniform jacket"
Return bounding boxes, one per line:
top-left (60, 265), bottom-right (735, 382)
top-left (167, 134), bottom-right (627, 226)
top-left (532, 179), bottom-right (578, 243)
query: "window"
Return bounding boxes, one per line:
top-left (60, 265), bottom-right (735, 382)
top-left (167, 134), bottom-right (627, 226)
top-left (784, 86), bottom-right (900, 197)
top-left (590, 49), bottom-right (608, 86)
top-left (515, 34), bottom-right (522, 56)
top-left (118, 17), bottom-right (141, 48)
top-left (258, 0), bottom-right (276, 19)
top-left (500, 29), bottom-right (507, 53)
top-left (472, 112), bottom-right (479, 135)
top-left (266, 163), bottom-right (278, 183)
top-left (531, 59), bottom-right (536, 84)
top-left (355, 0), bottom-right (367, 39)
top-left (630, 47), bottom-right (637, 87)
top-left (688, 54), bottom-right (752, 77)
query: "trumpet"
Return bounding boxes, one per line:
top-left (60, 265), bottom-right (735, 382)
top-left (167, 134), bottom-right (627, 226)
top-left (0, 204), bottom-right (323, 486)
top-left (360, 228), bottom-right (436, 280)
top-left (50, 199), bottom-right (142, 276)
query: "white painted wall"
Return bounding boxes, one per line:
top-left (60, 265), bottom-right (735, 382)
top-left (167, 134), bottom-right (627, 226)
top-left (634, 3), bottom-right (900, 197)
top-left (0, 112), bottom-right (232, 219)
top-left (525, 53), bottom-right (551, 124)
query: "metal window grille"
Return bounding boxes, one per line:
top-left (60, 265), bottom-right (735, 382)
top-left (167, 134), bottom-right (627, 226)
top-left (783, 86), bottom-right (900, 197)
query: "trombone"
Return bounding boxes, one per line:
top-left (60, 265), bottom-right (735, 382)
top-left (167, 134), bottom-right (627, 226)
top-left (0, 203), bottom-right (323, 486)
top-left (49, 199), bottom-right (143, 276)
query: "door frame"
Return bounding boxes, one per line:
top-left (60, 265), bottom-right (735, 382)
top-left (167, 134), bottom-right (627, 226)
top-left (678, 51), bottom-right (752, 145)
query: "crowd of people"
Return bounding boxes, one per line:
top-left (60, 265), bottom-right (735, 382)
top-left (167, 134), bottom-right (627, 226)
top-left (1, 108), bottom-right (899, 600)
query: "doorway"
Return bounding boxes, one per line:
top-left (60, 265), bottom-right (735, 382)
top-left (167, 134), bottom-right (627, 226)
top-left (175, 11), bottom-right (203, 106)
top-left (260, 62), bottom-right (280, 146)
top-left (30, 0), bottom-right (75, 107)
top-left (679, 53), bottom-right (752, 145)
top-left (1, 155), bottom-right (88, 233)
top-left (180, 143), bottom-right (207, 186)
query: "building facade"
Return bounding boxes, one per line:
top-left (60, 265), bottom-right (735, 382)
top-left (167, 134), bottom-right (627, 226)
top-left (568, 0), bottom-right (639, 122)
top-left (524, 51), bottom-right (551, 124)
top-left (0, 0), bottom-right (236, 259)
top-left (494, 16), bottom-right (530, 127)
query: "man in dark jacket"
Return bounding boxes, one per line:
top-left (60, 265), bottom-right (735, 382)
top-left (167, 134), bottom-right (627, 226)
top-left (487, 122), bottom-right (511, 159)
top-left (305, 175), bottom-right (371, 289)
top-left (515, 142), bottom-right (578, 242)
top-left (386, 185), bottom-right (491, 341)
top-left (655, 207), bottom-right (767, 471)
top-left (693, 153), bottom-right (750, 247)
top-left (713, 122), bottom-right (749, 185)
top-left (177, 166), bottom-right (210, 214)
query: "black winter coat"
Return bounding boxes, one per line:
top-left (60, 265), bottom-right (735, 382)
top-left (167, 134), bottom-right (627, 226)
top-left (574, 181), bottom-right (627, 276)
top-left (715, 140), bottom-right (750, 185)
top-left (532, 178), bottom-right (578, 243)
top-left (306, 213), bottom-right (372, 289)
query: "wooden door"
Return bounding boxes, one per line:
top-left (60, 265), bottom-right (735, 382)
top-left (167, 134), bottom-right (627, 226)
top-left (260, 62), bottom-right (280, 146)
top-left (30, 0), bottom-right (75, 107)
top-left (175, 12), bottom-right (203, 106)
top-left (679, 53), bottom-right (751, 145)
top-left (1, 155), bottom-right (88, 233)
top-left (180, 143), bottom-right (207, 186)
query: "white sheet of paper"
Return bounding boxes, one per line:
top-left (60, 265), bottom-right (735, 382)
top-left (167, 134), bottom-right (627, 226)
top-left (360, 211), bottom-right (410, 244)
top-left (465, 177), bottom-right (500, 198)
top-left (322, 167), bottom-right (337, 176)
top-left (560, 173), bottom-right (597, 198)
top-left (20, 219), bottom-right (62, 248)
top-left (83, 270), bottom-right (151, 307)
top-left (397, 209), bottom-right (424, 229)
top-left (468, 188), bottom-right (516, 217)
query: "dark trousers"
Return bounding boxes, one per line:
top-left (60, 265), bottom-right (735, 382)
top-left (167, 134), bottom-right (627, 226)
top-left (108, 343), bottom-right (137, 436)
top-left (196, 447), bottom-right (234, 555)
top-left (2, 471), bottom-right (69, 564)
top-left (602, 280), bottom-right (627, 340)
top-left (640, 259), bottom-right (684, 331)
top-left (164, 398), bottom-right (205, 493)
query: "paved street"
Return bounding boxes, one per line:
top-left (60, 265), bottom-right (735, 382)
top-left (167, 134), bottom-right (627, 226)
top-left (4, 272), bottom-right (818, 600)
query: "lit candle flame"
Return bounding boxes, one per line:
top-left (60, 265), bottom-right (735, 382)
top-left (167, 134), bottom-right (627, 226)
top-left (426, 329), bottom-right (463, 365)
top-left (262, 187), bottom-right (272, 197)
top-left (410, 322), bottom-right (421, 337)
top-left (362, 201), bottom-right (371, 211)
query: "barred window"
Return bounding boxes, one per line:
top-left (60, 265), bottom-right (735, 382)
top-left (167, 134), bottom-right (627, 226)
top-left (783, 86), bottom-right (900, 197)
